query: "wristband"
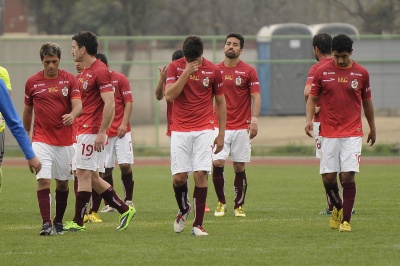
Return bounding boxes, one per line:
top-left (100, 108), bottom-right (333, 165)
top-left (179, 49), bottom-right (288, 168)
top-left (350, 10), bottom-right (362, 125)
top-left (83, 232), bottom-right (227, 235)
top-left (250, 117), bottom-right (258, 124)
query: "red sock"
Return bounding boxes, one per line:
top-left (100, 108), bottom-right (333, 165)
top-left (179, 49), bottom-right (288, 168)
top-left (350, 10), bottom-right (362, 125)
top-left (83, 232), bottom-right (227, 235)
top-left (342, 182), bottom-right (356, 223)
top-left (234, 170), bottom-right (247, 209)
top-left (73, 176), bottom-right (78, 196)
top-left (122, 172), bottom-right (134, 201)
top-left (193, 186), bottom-right (207, 227)
top-left (212, 166), bottom-right (226, 204)
top-left (100, 186), bottom-right (129, 214)
top-left (54, 189), bottom-right (69, 224)
top-left (102, 174), bottom-right (113, 205)
top-left (89, 189), bottom-right (102, 213)
top-left (73, 191), bottom-right (91, 226)
top-left (37, 188), bottom-right (51, 225)
top-left (173, 180), bottom-right (189, 214)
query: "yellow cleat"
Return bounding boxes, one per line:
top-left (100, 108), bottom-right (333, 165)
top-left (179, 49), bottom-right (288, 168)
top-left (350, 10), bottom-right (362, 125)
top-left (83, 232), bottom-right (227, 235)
top-left (339, 221), bottom-right (351, 232)
top-left (329, 207), bottom-right (343, 229)
top-left (88, 212), bottom-right (102, 223)
top-left (83, 214), bottom-right (89, 223)
top-left (234, 206), bottom-right (246, 217)
top-left (214, 202), bottom-right (227, 217)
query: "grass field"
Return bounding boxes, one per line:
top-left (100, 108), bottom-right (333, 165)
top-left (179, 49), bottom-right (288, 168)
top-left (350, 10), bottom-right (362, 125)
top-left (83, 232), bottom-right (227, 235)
top-left (0, 163), bottom-right (399, 265)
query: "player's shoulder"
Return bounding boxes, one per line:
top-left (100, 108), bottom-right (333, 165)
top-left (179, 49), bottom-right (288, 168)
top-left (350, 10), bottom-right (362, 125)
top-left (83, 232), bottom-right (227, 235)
top-left (26, 71), bottom-right (44, 83)
top-left (0, 65), bottom-right (9, 76)
top-left (58, 69), bottom-right (77, 80)
top-left (351, 60), bottom-right (369, 74)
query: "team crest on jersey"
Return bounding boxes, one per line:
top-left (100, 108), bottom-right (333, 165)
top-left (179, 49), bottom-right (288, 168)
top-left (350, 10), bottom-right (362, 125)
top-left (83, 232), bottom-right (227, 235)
top-left (62, 86), bottom-right (68, 96)
top-left (202, 77), bottom-right (209, 88)
top-left (235, 76), bottom-right (242, 86)
top-left (83, 80), bottom-right (89, 90)
top-left (351, 79), bottom-right (358, 90)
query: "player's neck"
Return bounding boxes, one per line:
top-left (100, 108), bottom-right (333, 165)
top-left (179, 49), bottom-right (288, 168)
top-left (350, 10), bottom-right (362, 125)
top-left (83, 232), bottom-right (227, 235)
top-left (224, 57), bottom-right (240, 67)
top-left (83, 56), bottom-right (97, 69)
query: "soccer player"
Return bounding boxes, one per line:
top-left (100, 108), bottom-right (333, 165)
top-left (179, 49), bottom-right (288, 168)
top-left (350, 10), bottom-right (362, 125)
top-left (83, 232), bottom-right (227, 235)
top-left (212, 33), bottom-right (261, 217)
top-left (0, 66), bottom-right (13, 191)
top-left (165, 35), bottom-right (226, 236)
top-left (155, 50), bottom-right (210, 213)
top-left (305, 34), bottom-right (376, 232)
top-left (304, 33), bottom-right (336, 215)
top-left (0, 80), bottom-right (41, 179)
top-left (65, 31), bottom-right (136, 232)
top-left (88, 53), bottom-right (135, 219)
top-left (23, 42), bottom-right (82, 235)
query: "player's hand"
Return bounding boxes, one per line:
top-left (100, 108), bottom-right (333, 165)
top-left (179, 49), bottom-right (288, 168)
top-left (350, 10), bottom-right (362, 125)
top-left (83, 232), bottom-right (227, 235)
top-left (367, 129), bottom-right (376, 146)
top-left (62, 113), bottom-right (74, 126)
top-left (212, 134), bottom-right (224, 154)
top-left (28, 156), bottom-right (41, 174)
top-left (305, 121), bottom-right (314, 138)
top-left (94, 132), bottom-right (107, 152)
top-left (184, 60), bottom-right (199, 75)
top-left (117, 124), bottom-right (127, 138)
top-left (247, 123), bottom-right (258, 139)
top-left (158, 65), bottom-right (167, 81)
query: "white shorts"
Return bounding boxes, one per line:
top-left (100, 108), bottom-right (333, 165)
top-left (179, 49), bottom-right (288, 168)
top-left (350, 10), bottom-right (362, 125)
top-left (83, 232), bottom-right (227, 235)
top-left (212, 128), bottom-right (251, 162)
top-left (319, 137), bottom-right (362, 174)
top-left (32, 142), bottom-right (73, 181)
top-left (313, 121), bottom-right (322, 159)
top-left (170, 130), bottom-right (214, 175)
top-left (104, 134), bottom-right (134, 168)
top-left (76, 134), bottom-right (107, 172)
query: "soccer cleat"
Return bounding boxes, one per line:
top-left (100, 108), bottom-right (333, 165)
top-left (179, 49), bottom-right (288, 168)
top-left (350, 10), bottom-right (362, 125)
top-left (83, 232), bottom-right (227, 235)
top-left (192, 225), bottom-right (209, 236)
top-left (339, 221), bottom-right (351, 232)
top-left (214, 202), bottom-right (227, 217)
top-left (64, 221), bottom-right (86, 232)
top-left (329, 207), bottom-right (343, 229)
top-left (319, 207), bottom-right (333, 215)
top-left (83, 214), bottom-right (89, 223)
top-left (205, 203), bottom-right (210, 213)
top-left (174, 204), bottom-right (191, 233)
top-left (100, 205), bottom-right (115, 213)
top-left (117, 206), bottom-right (136, 231)
top-left (125, 200), bottom-right (135, 208)
top-left (53, 222), bottom-right (64, 235)
top-left (234, 206), bottom-right (246, 217)
top-left (88, 212), bottom-right (103, 223)
top-left (40, 222), bottom-right (53, 236)
top-left (352, 208), bottom-right (356, 214)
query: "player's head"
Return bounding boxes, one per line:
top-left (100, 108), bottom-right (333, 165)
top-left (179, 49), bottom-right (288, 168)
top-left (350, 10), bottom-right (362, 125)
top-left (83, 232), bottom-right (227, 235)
top-left (332, 34), bottom-right (353, 68)
top-left (312, 33), bottom-right (332, 60)
top-left (182, 35), bottom-right (203, 62)
top-left (225, 33), bottom-right (244, 49)
top-left (71, 31), bottom-right (98, 60)
top-left (40, 42), bottom-right (61, 60)
top-left (224, 33), bottom-right (244, 59)
top-left (40, 42), bottom-right (61, 78)
top-left (172, 50), bottom-right (183, 61)
top-left (95, 53), bottom-right (108, 66)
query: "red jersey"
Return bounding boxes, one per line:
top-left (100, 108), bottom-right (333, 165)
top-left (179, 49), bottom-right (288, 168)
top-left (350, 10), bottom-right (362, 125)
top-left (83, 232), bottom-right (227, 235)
top-left (216, 60), bottom-right (260, 130)
top-left (166, 57), bottom-right (224, 131)
top-left (165, 85), bottom-right (173, 136)
top-left (108, 71), bottom-right (133, 137)
top-left (24, 69), bottom-right (81, 146)
top-left (77, 59), bottom-right (113, 135)
top-left (305, 57), bottom-right (331, 122)
top-left (310, 59), bottom-right (372, 137)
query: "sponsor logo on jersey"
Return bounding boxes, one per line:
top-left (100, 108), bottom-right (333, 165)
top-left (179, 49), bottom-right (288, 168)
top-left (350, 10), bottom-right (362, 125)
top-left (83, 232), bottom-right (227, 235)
top-left (202, 77), bottom-right (210, 87)
top-left (351, 79), bottom-right (359, 89)
top-left (235, 76), bottom-right (242, 86)
top-left (235, 70), bottom-right (246, 75)
top-left (62, 86), bottom-right (68, 96)
top-left (48, 87), bottom-right (58, 92)
top-left (338, 77), bottom-right (348, 83)
top-left (350, 72), bottom-right (363, 77)
top-left (190, 75), bottom-right (200, 81)
top-left (225, 74), bottom-right (233, 80)
top-left (83, 80), bottom-right (88, 90)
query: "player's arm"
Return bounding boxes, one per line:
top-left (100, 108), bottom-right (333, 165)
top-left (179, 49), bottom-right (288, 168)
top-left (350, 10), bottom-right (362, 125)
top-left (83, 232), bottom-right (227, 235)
top-left (213, 94), bottom-right (226, 154)
top-left (155, 66), bottom-right (166, 101)
top-left (22, 105), bottom-right (34, 137)
top-left (305, 95), bottom-right (318, 138)
top-left (118, 101), bottom-right (132, 138)
top-left (94, 91), bottom-right (115, 152)
top-left (248, 93), bottom-right (261, 139)
top-left (304, 84), bottom-right (311, 103)
top-left (62, 98), bottom-right (82, 126)
top-left (362, 99), bottom-right (376, 146)
top-left (165, 60), bottom-right (198, 101)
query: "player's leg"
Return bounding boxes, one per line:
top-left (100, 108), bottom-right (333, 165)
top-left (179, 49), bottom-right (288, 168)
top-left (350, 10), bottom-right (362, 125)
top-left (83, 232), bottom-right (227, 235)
top-left (115, 134), bottom-right (134, 205)
top-left (0, 129), bottom-right (5, 192)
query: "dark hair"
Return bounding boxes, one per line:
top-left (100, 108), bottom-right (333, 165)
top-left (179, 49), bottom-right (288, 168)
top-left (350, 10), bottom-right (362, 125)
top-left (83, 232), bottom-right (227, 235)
top-left (332, 34), bottom-right (353, 53)
top-left (40, 42), bottom-right (61, 60)
top-left (225, 33), bottom-right (244, 49)
top-left (312, 33), bottom-right (332, 55)
top-left (95, 53), bottom-right (108, 66)
top-left (72, 31), bottom-right (98, 56)
top-left (182, 35), bottom-right (203, 61)
top-left (172, 50), bottom-right (183, 61)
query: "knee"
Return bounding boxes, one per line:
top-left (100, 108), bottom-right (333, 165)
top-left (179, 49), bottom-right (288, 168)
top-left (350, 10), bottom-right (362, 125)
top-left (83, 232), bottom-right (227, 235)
top-left (119, 164), bottom-right (132, 174)
top-left (213, 159), bottom-right (225, 168)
